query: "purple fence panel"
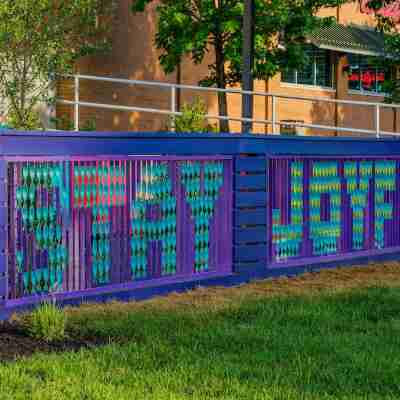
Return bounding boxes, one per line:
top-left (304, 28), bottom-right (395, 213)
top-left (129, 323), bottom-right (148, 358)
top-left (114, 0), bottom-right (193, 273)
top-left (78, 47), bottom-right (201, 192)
top-left (0, 159), bottom-right (7, 306)
top-left (6, 156), bottom-right (233, 301)
top-left (269, 156), bottom-right (400, 266)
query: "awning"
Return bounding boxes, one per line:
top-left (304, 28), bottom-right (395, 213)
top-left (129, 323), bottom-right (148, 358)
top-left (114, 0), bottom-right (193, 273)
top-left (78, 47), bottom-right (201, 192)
top-left (308, 24), bottom-right (386, 57)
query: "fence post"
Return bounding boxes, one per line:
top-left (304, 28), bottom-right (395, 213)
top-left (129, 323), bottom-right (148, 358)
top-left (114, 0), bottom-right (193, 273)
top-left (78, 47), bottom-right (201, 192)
top-left (375, 104), bottom-right (380, 139)
top-left (170, 85), bottom-right (176, 132)
top-left (0, 159), bottom-right (7, 307)
top-left (74, 75), bottom-right (80, 132)
top-left (272, 95), bottom-right (277, 134)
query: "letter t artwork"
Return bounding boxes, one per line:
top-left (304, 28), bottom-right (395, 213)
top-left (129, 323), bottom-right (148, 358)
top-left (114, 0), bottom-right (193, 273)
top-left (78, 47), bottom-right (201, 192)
top-left (180, 161), bottom-right (224, 273)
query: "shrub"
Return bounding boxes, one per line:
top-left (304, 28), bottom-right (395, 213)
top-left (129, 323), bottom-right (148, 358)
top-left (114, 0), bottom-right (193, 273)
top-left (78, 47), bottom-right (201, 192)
top-left (51, 114), bottom-right (74, 131)
top-left (170, 98), bottom-right (218, 133)
top-left (27, 302), bottom-right (67, 342)
top-left (7, 109), bottom-right (43, 130)
top-left (81, 118), bottom-right (97, 131)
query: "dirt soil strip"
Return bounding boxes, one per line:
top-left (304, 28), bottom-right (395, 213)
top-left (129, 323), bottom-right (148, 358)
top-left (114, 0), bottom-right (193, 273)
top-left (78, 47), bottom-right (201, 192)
top-left (0, 321), bottom-right (106, 362)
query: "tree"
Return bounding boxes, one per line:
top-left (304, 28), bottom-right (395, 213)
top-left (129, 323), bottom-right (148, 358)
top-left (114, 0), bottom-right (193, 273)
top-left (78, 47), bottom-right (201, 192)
top-left (360, 0), bottom-right (400, 132)
top-left (132, 0), bottom-right (341, 133)
top-left (361, 0), bottom-right (400, 26)
top-left (0, 0), bottom-right (115, 130)
top-left (241, 0), bottom-right (254, 133)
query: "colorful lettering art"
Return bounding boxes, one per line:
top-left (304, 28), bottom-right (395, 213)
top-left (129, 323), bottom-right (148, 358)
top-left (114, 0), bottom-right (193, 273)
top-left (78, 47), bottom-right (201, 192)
top-left (180, 161), bottom-right (224, 272)
top-left (270, 158), bottom-right (398, 262)
top-left (272, 161), bottom-right (304, 259)
top-left (131, 163), bottom-right (177, 278)
top-left (74, 162), bottom-right (126, 284)
top-left (12, 159), bottom-right (227, 296)
top-left (309, 162), bottom-right (341, 256)
top-left (374, 161), bottom-right (395, 249)
top-left (15, 162), bottom-right (69, 294)
top-left (344, 161), bottom-right (372, 250)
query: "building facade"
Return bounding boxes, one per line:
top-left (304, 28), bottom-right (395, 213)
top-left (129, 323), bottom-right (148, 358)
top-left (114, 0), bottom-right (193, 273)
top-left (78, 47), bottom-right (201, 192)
top-left (57, 1), bottom-right (400, 135)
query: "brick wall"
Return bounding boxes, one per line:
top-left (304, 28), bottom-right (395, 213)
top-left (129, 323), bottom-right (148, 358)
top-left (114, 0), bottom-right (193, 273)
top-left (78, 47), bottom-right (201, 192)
top-left (56, 1), bottom-right (398, 135)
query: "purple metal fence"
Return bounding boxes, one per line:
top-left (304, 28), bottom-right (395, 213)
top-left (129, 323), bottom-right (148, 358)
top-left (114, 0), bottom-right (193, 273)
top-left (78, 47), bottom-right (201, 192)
top-left (6, 156), bottom-right (233, 301)
top-left (4, 133), bottom-right (400, 316)
top-left (269, 156), bottom-right (400, 265)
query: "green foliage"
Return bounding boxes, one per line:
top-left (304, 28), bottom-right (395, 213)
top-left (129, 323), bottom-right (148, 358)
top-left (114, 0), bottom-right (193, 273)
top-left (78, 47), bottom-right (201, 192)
top-left (27, 302), bottom-right (67, 342)
top-left (133, 0), bottom-right (340, 84)
top-left (0, 0), bottom-right (116, 130)
top-left (170, 98), bottom-right (217, 133)
top-left (362, 1), bottom-right (400, 108)
top-left (132, 0), bottom-right (343, 131)
top-left (50, 115), bottom-right (97, 131)
top-left (81, 118), bottom-right (97, 132)
top-left (362, 0), bottom-right (400, 32)
top-left (50, 115), bottom-right (75, 131)
top-left (7, 108), bottom-right (42, 130)
top-left (372, 34), bottom-right (400, 110)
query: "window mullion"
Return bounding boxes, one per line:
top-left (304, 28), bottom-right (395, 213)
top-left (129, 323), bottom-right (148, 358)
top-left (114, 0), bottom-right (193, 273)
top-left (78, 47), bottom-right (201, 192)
top-left (313, 58), bottom-right (317, 86)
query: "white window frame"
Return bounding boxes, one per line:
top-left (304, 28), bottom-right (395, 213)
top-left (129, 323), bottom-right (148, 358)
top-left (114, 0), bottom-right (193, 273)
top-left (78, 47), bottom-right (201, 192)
top-left (280, 47), bottom-right (335, 90)
top-left (346, 54), bottom-right (388, 96)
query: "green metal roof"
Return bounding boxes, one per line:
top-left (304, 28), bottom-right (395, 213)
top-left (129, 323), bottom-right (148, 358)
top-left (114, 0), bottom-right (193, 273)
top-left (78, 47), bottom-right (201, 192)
top-left (308, 24), bottom-right (386, 57)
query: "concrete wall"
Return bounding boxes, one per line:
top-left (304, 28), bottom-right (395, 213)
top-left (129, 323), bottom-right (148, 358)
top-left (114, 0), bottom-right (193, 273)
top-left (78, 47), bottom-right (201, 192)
top-left (56, 1), bottom-right (398, 135)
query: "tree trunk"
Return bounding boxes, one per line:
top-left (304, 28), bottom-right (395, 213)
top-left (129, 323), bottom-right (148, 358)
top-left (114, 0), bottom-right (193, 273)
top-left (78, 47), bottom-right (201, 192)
top-left (241, 0), bottom-right (254, 133)
top-left (176, 61), bottom-right (182, 112)
top-left (394, 107), bottom-right (397, 133)
top-left (215, 41), bottom-right (229, 133)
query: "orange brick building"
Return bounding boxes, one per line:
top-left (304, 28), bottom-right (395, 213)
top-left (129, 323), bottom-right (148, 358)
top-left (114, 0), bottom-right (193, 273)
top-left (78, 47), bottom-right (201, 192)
top-left (57, 1), bottom-right (399, 134)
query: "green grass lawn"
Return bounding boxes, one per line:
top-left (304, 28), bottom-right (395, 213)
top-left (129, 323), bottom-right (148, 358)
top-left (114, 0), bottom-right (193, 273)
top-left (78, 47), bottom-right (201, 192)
top-left (1, 264), bottom-right (400, 399)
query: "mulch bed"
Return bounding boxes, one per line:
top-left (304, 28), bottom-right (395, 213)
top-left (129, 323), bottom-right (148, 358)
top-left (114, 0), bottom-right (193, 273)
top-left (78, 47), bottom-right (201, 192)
top-left (0, 321), bottom-right (106, 362)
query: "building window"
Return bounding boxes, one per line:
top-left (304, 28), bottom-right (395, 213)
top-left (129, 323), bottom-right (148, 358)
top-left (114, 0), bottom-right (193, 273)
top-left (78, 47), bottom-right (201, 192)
top-left (281, 46), bottom-right (333, 88)
top-left (347, 54), bottom-right (388, 94)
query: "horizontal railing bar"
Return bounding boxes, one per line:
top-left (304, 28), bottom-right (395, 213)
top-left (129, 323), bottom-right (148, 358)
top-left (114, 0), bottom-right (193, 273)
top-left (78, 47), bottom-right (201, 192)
top-left (59, 99), bottom-right (178, 116)
top-left (273, 121), bottom-right (377, 135)
top-left (59, 99), bottom-right (272, 125)
top-left (379, 130), bottom-right (400, 136)
top-left (58, 99), bottom-right (382, 136)
top-left (63, 73), bottom-right (400, 109)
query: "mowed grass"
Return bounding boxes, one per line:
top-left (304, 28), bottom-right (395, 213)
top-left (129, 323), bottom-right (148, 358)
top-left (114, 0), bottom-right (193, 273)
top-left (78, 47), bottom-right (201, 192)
top-left (2, 263), bottom-right (400, 399)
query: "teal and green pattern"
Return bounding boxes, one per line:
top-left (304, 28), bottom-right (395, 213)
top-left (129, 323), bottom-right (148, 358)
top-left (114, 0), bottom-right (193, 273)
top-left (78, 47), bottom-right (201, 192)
top-left (374, 160), bottom-right (395, 249)
top-left (180, 161), bottom-right (224, 273)
top-left (16, 162), bottom-right (68, 294)
top-left (344, 161), bottom-right (372, 250)
top-left (131, 163), bottom-right (177, 278)
top-left (91, 206), bottom-right (111, 284)
top-left (309, 162), bottom-right (341, 256)
top-left (73, 162), bottom-right (126, 285)
top-left (272, 161), bottom-right (304, 259)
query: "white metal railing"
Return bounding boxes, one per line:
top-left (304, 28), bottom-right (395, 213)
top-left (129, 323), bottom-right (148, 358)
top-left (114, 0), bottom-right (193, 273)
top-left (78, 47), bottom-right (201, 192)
top-left (57, 74), bottom-right (400, 138)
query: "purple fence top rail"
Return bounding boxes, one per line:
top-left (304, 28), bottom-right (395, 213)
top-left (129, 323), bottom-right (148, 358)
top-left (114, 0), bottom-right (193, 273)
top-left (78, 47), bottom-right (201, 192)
top-left (6, 156), bottom-right (233, 304)
top-left (2, 130), bottom-right (400, 157)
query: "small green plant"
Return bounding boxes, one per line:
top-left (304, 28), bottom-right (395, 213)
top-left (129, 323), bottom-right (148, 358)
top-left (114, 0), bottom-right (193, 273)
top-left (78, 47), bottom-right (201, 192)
top-left (50, 115), bottom-right (97, 131)
top-left (81, 118), bottom-right (97, 131)
top-left (170, 98), bottom-right (218, 133)
top-left (27, 302), bottom-right (67, 342)
top-left (50, 114), bottom-right (74, 131)
top-left (7, 109), bottom-right (43, 130)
